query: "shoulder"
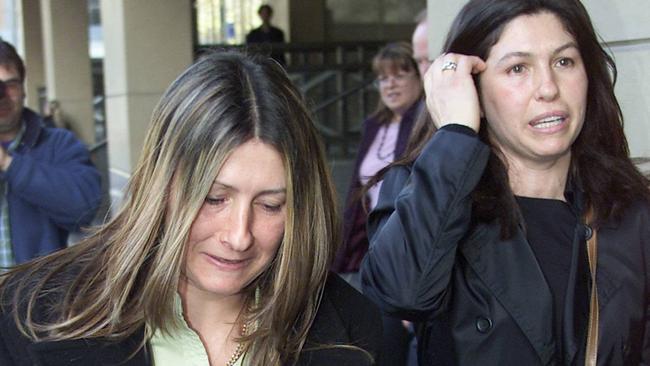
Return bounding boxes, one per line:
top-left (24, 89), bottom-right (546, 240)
top-left (37, 125), bottom-right (83, 146)
top-left (1, 260), bottom-right (84, 326)
top-left (604, 199), bottom-right (650, 231)
top-left (363, 114), bottom-right (381, 128)
top-left (298, 273), bottom-right (381, 365)
top-left (22, 123), bottom-right (91, 164)
top-left (321, 273), bottom-right (380, 320)
top-left (0, 272), bottom-right (41, 364)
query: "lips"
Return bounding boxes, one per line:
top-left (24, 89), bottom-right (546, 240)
top-left (203, 252), bottom-right (250, 270)
top-left (529, 112), bottom-right (568, 130)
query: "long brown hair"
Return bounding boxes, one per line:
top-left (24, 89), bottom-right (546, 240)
top-left (0, 51), bottom-right (340, 365)
top-left (383, 0), bottom-right (649, 237)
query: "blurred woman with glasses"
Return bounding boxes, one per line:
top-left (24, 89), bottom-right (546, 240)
top-left (332, 41), bottom-right (422, 366)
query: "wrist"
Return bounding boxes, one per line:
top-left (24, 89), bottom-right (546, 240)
top-left (440, 124), bottom-right (479, 137)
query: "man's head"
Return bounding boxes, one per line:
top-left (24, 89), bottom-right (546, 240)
top-left (0, 40), bottom-right (25, 138)
top-left (412, 10), bottom-right (431, 76)
top-left (258, 4), bottom-right (273, 25)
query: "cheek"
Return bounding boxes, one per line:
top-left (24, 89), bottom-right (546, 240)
top-left (255, 219), bottom-right (285, 251)
top-left (481, 82), bottom-right (526, 123)
top-left (571, 74), bottom-right (589, 110)
top-left (379, 87), bottom-right (390, 100)
top-left (187, 210), bottom-right (218, 244)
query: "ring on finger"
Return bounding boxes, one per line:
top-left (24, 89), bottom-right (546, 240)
top-left (441, 61), bottom-right (458, 72)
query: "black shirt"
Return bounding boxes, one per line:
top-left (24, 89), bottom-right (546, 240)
top-left (517, 196), bottom-right (577, 363)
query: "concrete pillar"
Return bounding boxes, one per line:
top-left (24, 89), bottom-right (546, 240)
top-left (268, 0), bottom-right (290, 41)
top-left (18, 0), bottom-right (46, 111)
top-left (427, 0), bottom-right (650, 158)
top-left (582, 0), bottom-right (650, 158)
top-left (40, 0), bottom-right (94, 144)
top-left (100, 0), bottom-right (192, 206)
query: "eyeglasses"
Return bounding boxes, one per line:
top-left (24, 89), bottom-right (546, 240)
top-left (374, 72), bottom-right (417, 88)
top-left (0, 78), bottom-right (22, 97)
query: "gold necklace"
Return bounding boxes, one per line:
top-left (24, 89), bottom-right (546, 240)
top-left (225, 321), bottom-right (248, 366)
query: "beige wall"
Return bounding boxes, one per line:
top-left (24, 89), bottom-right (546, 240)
top-left (290, 0), bottom-right (326, 43)
top-left (427, 0), bottom-right (650, 157)
top-left (101, 0), bottom-right (193, 174)
top-left (582, 0), bottom-right (650, 157)
top-left (18, 0), bottom-right (45, 111)
top-left (267, 0), bottom-right (290, 40)
top-left (40, 0), bottom-right (95, 144)
top-left (325, 0), bottom-right (424, 42)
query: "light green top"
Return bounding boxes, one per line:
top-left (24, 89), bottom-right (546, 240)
top-left (150, 295), bottom-right (245, 366)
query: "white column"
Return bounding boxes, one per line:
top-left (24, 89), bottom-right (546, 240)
top-left (100, 0), bottom-right (192, 207)
top-left (18, 0), bottom-right (46, 111)
top-left (40, 0), bottom-right (95, 144)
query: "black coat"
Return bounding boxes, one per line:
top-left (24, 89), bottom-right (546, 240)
top-left (361, 127), bottom-right (650, 365)
top-left (0, 274), bottom-right (382, 365)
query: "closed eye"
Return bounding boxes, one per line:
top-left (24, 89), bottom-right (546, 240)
top-left (205, 196), bottom-right (226, 206)
top-left (257, 202), bottom-right (284, 213)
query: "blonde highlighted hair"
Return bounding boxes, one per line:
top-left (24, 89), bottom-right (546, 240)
top-left (0, 51), bottom-right (340, 365)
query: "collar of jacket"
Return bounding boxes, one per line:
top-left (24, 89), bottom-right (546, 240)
top-left (16, 108), bottom-right (44, 152)
top-left (460, 179), bottom-right (591, 365)
top-left (25, 329), bottom-right (149, 366)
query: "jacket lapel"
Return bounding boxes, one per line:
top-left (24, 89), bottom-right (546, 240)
top-left (460, 222), bottom-right (556, 365)
top-left (27, 331), bottom-right (149, 366)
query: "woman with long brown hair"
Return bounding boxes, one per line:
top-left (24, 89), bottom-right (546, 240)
top-left (0, 51), bottom-right (381, 366)
top-left (362, 0), bottom-right (650, 364)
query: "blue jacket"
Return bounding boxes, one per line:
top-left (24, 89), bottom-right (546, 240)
top-left (0, 108), bottom-right (101, 263)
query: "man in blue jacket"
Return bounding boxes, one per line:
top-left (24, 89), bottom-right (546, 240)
top-left (0, 39), bottom-right (101, 266)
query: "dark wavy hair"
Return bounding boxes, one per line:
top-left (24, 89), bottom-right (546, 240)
top-left (391, 0), bottom-right (649, 237)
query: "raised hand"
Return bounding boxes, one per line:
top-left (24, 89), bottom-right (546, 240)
top-left (423, 53), bottom-right (486, 133)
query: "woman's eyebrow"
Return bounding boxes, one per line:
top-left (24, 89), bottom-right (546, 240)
top-left (495, 42), bottom-right (578, 66)
top-left (211, 181), bottom-right (286, 196)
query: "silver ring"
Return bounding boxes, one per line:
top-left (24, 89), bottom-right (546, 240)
top-left (441, 61), bottom-right (458, 72)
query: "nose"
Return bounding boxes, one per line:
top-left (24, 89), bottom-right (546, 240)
top-left (534, 66), bottom-right (560, 102)
top-left (224, 203), bottom-right (253, 251)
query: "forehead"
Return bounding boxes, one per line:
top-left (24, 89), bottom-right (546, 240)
top-left (0, 64), bottom-right (20, 80)
top-left (375, 58), bottom-right (414, 75)
top-left (215, 139), bottom-right (286, 188)
top-left (488, 12), bottom-right (576, 59)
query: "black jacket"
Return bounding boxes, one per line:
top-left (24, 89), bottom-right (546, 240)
top-left (361, 127), bottom-right (650, 365)
top-left (0, 274), bottom-right (382, 365)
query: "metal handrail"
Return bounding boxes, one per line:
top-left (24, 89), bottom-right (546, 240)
top-left (312, 77), bottom-right (375, 114)
top-left (88, 138), bottom-right (107, 153)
